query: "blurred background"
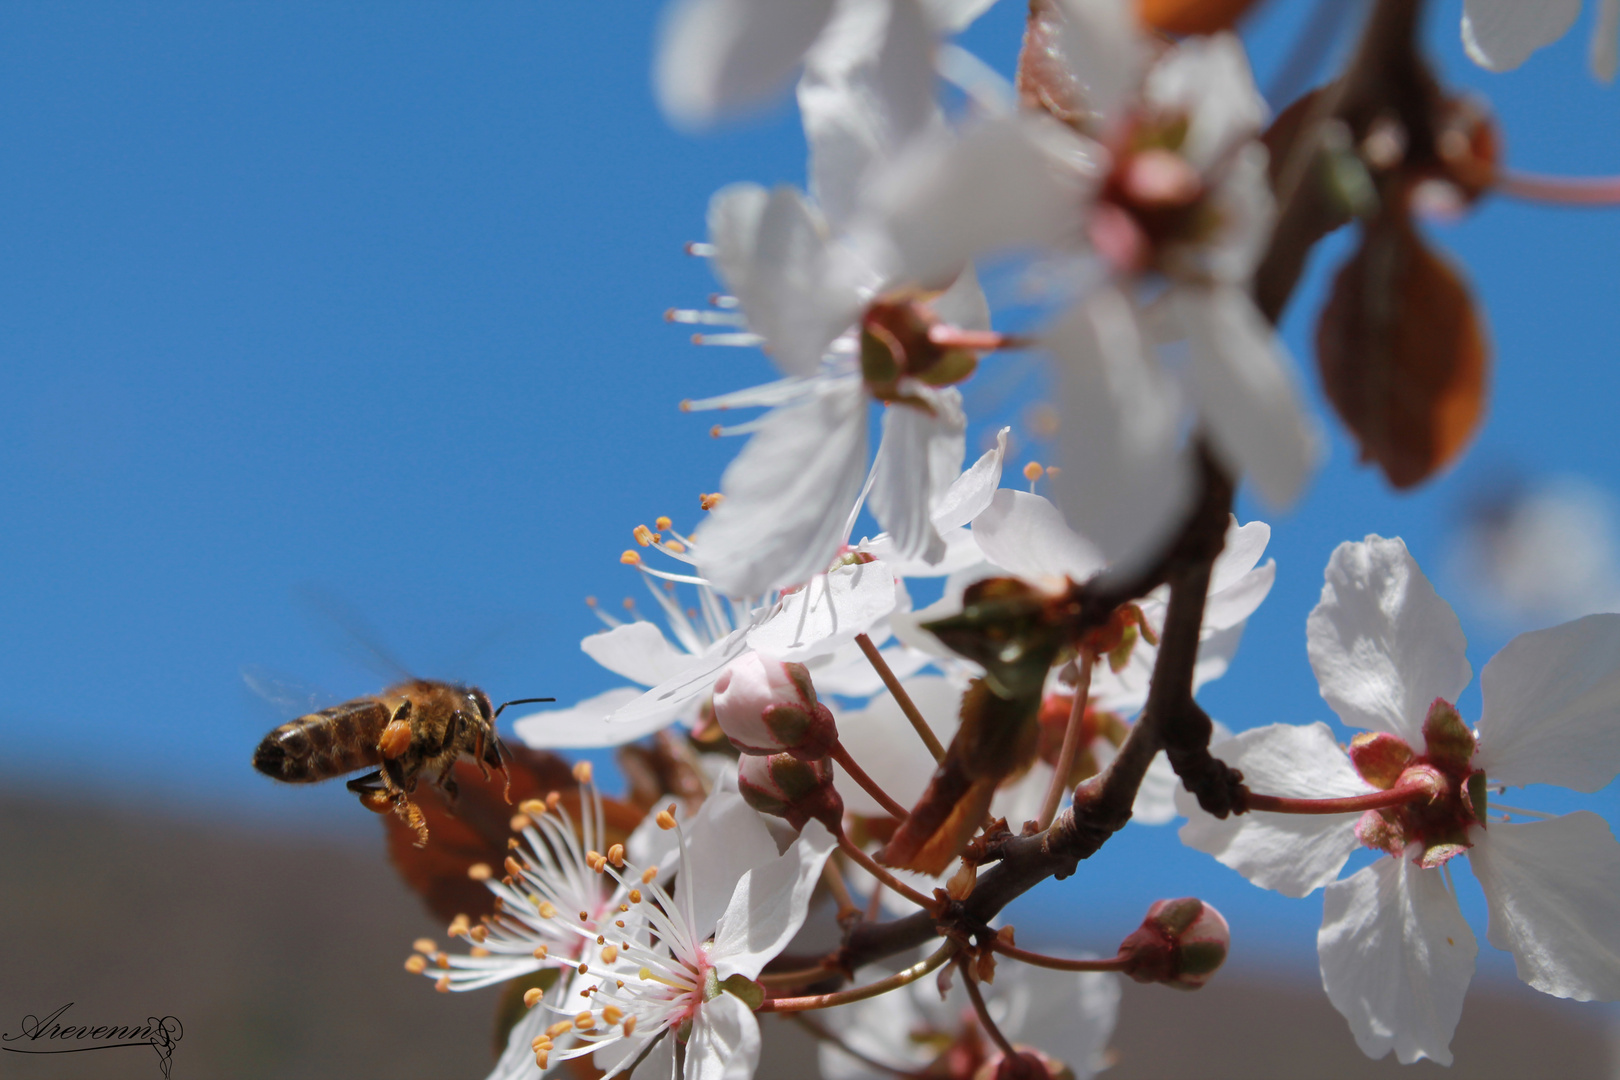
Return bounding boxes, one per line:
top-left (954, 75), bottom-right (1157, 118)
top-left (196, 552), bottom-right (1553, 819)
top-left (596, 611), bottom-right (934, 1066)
top-left (0, 1), bottom-right (1617, 1076)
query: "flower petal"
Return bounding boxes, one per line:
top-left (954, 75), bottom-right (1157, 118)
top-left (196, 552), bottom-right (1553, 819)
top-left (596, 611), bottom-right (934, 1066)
top-left (1476, 613), bottom-right (1620, 793)
top-left (1049, 286), bottom-right (1195, 570)
top-left (581, 621), bottom-right (695, 687)
top-left (747, 558), bottom-right (899, 660)
top-left (695, 380), bottom-right (870, 597)
top-left (606, 628), bottom-right (753, 738)
top-left (867, 390), bottom-right (966, 565)
top-left (678, 789), bottom-right (785, 944)
top-left (1052, 0), bottom-right (1147, 128)
top-left (1177, 284), bottom-right (1316, 509)
top-left (1469, 813), bottom-right (1620, 1001)
top-left (992, 965), bottom-right (1120, 1080)
top-left (833, 676), bottom-right (965, 817)
top-left (711, 820), bottom-right (839, 980)
top-left (1209, 517), bottom-right (1271, 593)
top-left (686, 991), bottom-right (762, 1080)
top-left (1177, 723), bottom-right (1369, 897)
top-left (512, 687), bottom-right (670, 749)
top-left (1142, 32), bottom-right (1265, 171)
top-left (1306, 536), bottom-right (1471, 744)
top-left (931, 426), bottom-right (1008, 531)
top-left (655, 0), bottom-right (838, 127)
top-left (972, 489), bottom-right (1107, 585)
top-left (1461, 0), bottom-right (1581, 72)
top-left (1318, 857), bottom-right (1476, 1066)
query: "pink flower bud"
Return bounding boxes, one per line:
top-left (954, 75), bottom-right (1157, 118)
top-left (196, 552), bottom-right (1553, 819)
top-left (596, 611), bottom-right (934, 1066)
top-left (737, 753), bottom-right (843, 833)
top-left (711, 652), bottom-right (838, 759)
top-left (1118, 898), bottom-right (1230, 990)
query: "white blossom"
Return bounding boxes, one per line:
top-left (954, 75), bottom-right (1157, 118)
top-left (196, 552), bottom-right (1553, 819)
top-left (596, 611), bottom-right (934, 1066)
top-left (1461, 0), bottom-right (1620, 81)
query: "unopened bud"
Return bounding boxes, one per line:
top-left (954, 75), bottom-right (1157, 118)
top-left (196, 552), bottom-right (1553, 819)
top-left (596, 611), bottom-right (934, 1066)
top-left (737, 752), bottom-right (843, 832)
top-left (975, 1049), bottom-right (1072, 1080)
top-left (1118, 898), bottom-right (1230, 990)
top-left (711, 653), bottom-right (838, 759)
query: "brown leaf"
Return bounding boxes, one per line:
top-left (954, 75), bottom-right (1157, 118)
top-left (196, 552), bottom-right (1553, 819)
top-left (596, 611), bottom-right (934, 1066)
top-left (1317, 209), bottom-right (1489, 488)
top-left (1254, 87), bottom-right (1355, 323)
top-left (877, 680), bottom-right (1040, 876)
top-left (1138, 0), bottom-right (1265, 36)
top-left (1015, 0), bottom-right (1089, 129)
top-left (384, 747), bottom-right (642, 924)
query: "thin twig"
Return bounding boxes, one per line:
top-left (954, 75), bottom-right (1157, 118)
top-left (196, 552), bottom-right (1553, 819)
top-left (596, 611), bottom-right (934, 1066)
top-left (759, 941), bottom-right (957, 1012)
top-left (957, 957), bottom-right (1019, 1060)
top-left (839, 833), bottom-right (937, 910)
top-left (989, 939), bottom-right (1129, 972)
top-left (1035, 651), bottom-right (1094, 830)
top-left (830, 741), bottom-right (911, 820)
top-left (855, 633), bottom-right (946, 761)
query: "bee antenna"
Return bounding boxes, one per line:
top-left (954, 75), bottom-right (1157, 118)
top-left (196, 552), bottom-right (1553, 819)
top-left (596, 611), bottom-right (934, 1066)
top-left (493, 697), bottom-right (555, 719)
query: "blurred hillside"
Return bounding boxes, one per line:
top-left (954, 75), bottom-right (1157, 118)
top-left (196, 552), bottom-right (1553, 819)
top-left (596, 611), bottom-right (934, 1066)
top-left (0, 786), bottom-right (1612, 1079)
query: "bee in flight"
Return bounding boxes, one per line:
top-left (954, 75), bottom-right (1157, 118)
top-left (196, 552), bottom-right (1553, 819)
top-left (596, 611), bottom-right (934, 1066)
top-left (251, 679), bottom-right (551, 846)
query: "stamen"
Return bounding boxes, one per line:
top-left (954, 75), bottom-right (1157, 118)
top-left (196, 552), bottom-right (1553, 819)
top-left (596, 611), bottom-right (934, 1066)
top-left (621, 550), bottom-right (642, 565)
top-left (533, 945), bottom-right (549, 959)
top-left (607, 844), bottom-right (626, 868)
top-left (685, 241), bottom-right (716, 257)
top-left (524, 987), bottom-right (544, 1008)
top-left (573, 761), bottom-right (594, 784)
top-left (700, 492), bottom-right (723, 510)
top-left (601, 945), bottom-right (620, 964)
top-left (435, 976), bottom-right (450, 993)
top-left (510, 813), bottom-right (531, 831)
top-left (412, 938), bottom-right (436, 954)
top-left (448, 914), bottom-right (472, 936)
top-left (538, 901), bottom-right (558, 919)
top-left (624, 1015), bottom-right (638, 1037)
top-left (404, 955), bottom-right (427, 974)
top-left (691, 332), bottom-right (765, 347)
top-left (665, 307), bottom-right (748, 326)
top-left (603, 1004), bottom-right (625, 1026)
top-left (467, 864), bottom-right (492, 882)
top-left (469, 926), bottom-right (488, 943)
top-left (547, 1021), bottom-right (575, 1039)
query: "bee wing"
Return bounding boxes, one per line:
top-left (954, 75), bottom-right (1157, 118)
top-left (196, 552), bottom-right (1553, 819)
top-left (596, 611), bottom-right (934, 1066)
top-left (295, 583), bottom-right (415, 682)
top-left (240, 665), bottom-right (335, 719)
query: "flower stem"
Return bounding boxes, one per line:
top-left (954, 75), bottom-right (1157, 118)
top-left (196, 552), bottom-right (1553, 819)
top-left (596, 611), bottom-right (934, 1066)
top-left (830, 740), bottom-right (911, 821)
top-left (1497, 169), bottom-right (1620, 206)
top-left (1036, 652), bottom-right (1094, 831)
top-left (989, 939), bottom-right (1129, 972)
top-left (822, 858), bottom-right (862, 922)
top-left (855, 633), bottom-right (946, 762)
top-left (838, 832), bottom-right (937, 910)
top-left (957, 956), bottom-right (1019, 1060)
top-left (758, 941), bottom-right (957, 1012)
top-left (1245, 782), bottom-right (1429, 815)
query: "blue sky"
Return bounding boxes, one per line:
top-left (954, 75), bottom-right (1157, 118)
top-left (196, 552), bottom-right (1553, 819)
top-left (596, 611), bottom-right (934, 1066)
top-left (1, 1), bottom-right (1617, 979)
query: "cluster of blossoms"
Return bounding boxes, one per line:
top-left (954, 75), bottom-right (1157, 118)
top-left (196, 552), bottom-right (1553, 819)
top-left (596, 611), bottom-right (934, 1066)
top-left (388, 0), bottom-right (1620, 1076)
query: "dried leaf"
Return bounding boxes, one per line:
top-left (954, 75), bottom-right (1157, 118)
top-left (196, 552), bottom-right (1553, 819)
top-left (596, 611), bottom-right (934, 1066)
top-left (1137, 0), bottom-right (1264, 36)
top-left (384, 747), bottom-right (642, 924)
top-left (1317, 209), bottom-right (1488, 488)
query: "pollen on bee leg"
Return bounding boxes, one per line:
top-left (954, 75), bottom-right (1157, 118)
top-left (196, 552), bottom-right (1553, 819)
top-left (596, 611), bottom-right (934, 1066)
top-left (523, 987), bottom-right (544, 1008)
top-left (379, 719), bottom-right (413, 760)
top-left (404, 955), bottom-right (427, 974)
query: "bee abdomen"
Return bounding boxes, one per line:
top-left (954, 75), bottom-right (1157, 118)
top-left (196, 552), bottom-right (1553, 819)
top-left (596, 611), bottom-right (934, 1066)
top-left (252, 700), bottom-right (390, 783)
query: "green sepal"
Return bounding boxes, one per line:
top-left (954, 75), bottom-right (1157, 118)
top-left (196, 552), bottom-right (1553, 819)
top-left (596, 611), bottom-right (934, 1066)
top-left (720, 974), bottom-right (766, 1011)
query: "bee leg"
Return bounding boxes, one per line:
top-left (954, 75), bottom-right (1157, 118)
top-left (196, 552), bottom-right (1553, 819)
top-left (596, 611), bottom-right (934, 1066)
top-left (382, 756), bottom-right (413, 794)
top-left (345, 770), bottom-right (385, 794)
top-left (393, 796), bottom-right (429, 847)
top-left (347, 771), bottom-right (398, 816)
top-left (437, 770), bottom-right (460, 806)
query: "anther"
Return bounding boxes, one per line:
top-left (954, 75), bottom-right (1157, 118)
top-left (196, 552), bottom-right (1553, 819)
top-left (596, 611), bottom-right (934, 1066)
top-left (579, 910), bottom-right (590, 922)
top-left (507, 837), bottom-right (520, 850)
top-left (615, 919), bottom-right (626, 928)
top-left (601, 945), bottom-right (619, 964)
top-left (434, 953), bottom-right (450, 969)
top-left (578, 962), bottom-right (589, 974)
top-left (533, 945), bottom-right (549, 959)
top-left (470, 946), bottom-right (490, 958)
top-left (538, 901), bottom-right (557, 919)
top-left (520, 797), bottom-right (546, 815)
top-left (435, 976), bottom-right (450, 993)
top-left (412, 938), bottom-right (437, 954)
top-left (655, 516), bottom-right (672, 531)
top-left (621, 550), bottom-right (642, 565)
top-left (629, 889), bottom-right (642, 904)
top-left (470, 926), bottom-right (488, 943)
top-left (634, 525), bottom-right (657, 547)
top-left (642, 865), bottom-right (658, 883)
top-left (404, 955), bottom-right (427, 974)
top-left (509, 813), bottom-right (531, 832)
top-left (607, 844), bottom-right (625, 868)
top-left (618, 904), bottom-right (630, 913)
top-left (603, 1005), bottom-right (625, 1026)
top-left (574, 1012), bottom-right (595, 1031)
top-left (535, 1051), bottom-right (549, 1070)
top-left (623, 1015), bottom-right (637, 1036)
top-left (467, 863), bottom-right (492, 882)
top-left (524, 988), bottom-right (544, 1008)
top-left (547, 1021), bottom-right (575, 1039)
top-left (505, 857), bottom-right (525, 878)
top-left (1023, 461), bottom-right (1044, 482)
top-left (546, 792), bottom-right (562, 810)
top-left (596, 935), bottom-right (606, 945)
top-left (586, 851), bottom-right (607, 872)
top-left (448, 914), bottom-right (472, 936)
top-left (573, 761), bottom-right (594, 784)
top-left (666, 540), bottom-right (687, 553)
top-left (656, 805), bottom-right (677, 830)
top-left (700, 492), bottom-right (723, 510)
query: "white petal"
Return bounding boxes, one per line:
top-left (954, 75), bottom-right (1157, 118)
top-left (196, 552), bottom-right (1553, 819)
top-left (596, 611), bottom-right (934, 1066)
top-left (931, 426), bottom-right (1008, 531)
top-left (655, 0), bottom-right (838, 127)
top-left (1131, 749), bottom-right (1181, 825)
top-left (707, 183), bottom-right (861, 376)
top-left (1201, 559), bottom-right (1275, 631)
top-left (694, 380), bottom-right (870, 597)
top-left (678, 789), bottom-right (785, 940)
top-left (862, 525), bottom-right (985, 577)
top-left (991, 965), bottom-right (1120, 1080)
top-left (868, 391), bottom-right (965, 565)
top-left (875, 115), bottom-right (1096, 288)
top-left (581, 621), bottom-right (694, 687)
top-left (686, 992), bottom-right (762, 1080)
top-left (800, 0), bottom-right (938, 230)
top-left (833, 676), bottom-right (965, 817)
top-left (1209, 517), bottom-right (1271, 593)
top-left (711, 820), bottom-right (838, 979)
top-left (1476, 613), bottom-right (1620, 793)
top-left (1143, 33), bottom-right (1265, 171)
top-left (817, 957), bottom-right (935, 1079)
top-left (1461, 0), bottom-right (1581, 72)
top-left (747, 558), bottom-right (899, 660)
top-left (606, 628), bottom-right (754, 736)
top-left (1318, 858), bottom-right (1476, 1066)
top-left (1177, 285), bottom-right (1316, 509)
top-left (928, 261), bottom-right (991, 333)
top-left (511, 687), bottom-right (671, 749)
top-left (922, 0), bottom-right (999, 32)
top-left (1049, 286), bottom-right (1195, 570)
top-left (1177, 723), bottom-right (1369, 897)
top-left (1051, 0), bottom-right (1146, 128)
top-left (807, 639), bottom-right (931, 696)
top-left (1469, 814), bottom-right (1620, 1001)
top-left (972, 489), bottom-right (1107, 585)
top-left (1306, 535), bottom-right (1471, 744)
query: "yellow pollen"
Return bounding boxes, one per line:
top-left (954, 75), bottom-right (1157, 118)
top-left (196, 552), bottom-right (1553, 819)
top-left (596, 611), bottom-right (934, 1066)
top-left (634, 524), bottom-right (657, 546)
top-left (621, 550), bottom-right (642, 565)
top-left (601, 945), bottom-right (619, 964)
top-left (533, 945), bottom-right (549, 959)
top-left (615, 919), bottom-right (626, 928)
top-left (404, 955), bottom-right (427, 974)
top-left (624, 1015), bottom-right (637, 1037)
top-left (628, 889), bottom-right (642, 904)
top-left (547, 1020), bottom-right (574, 1039)
top-left (578, 962), bottom-right (589, 974)
top-left (509, 813), bottom-right (531, 831)
top-left (505, 857), bottom-right (525, 878)
top-left (412, 938), bottom-right (436, 954)
top-left (596, 935), bottom-right (606, 945)
top-left (655, 516), bottom-right (673, 531)
top-left (573, 760), bottom-right (594, 784)
top-left (467, 863), bottom-right (492, 882)
top-left (700, 492), bottom-right (723, 510)
top-left (665, 540), bottom-right (687, 554)
top-left (538, 902), bottom-right (557, 919)
top-left (1023, 461), bottom-right (1044, 482)
top-left (603, 1005), bottom-right (625, 1026)
top-left (520, 798), bottom-right (547, 815)
top-left (524, 988), bottom-right (544, 1008)
top-left (469, 926), bottom-right (488, 943)
top-left (579, 910), bottom-right (590, 922)
top-left (470, 947), bottom-right (491, 958)
top-left (435, 976), bottom-right (450, 993)
top-left (607, 843), bottom-right (625, 867)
